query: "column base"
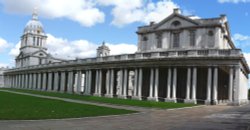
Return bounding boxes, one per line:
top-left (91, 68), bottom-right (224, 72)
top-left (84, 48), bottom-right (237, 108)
top-left (105, 94), bottom-right (114, 98)
top-left (184, 99), bottom-right (197, 104)
top-left (212, 100), bottom-right (218, 105)
top-left (117, 95), bottom-right (128, 99)
top-left (93, 93), bottom-right (102, 97)
top-left (132, 96), bottom-right (142, 100)
top-left (205, 100), bottom-right (211, 105)
top-left (147, 97), bottom-right (159, 102)
top-left (164, 98), bottom-right (177, 103)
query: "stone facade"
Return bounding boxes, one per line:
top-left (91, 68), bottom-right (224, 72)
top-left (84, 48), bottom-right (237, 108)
top-left (3, 9), bottom-right (250, 105)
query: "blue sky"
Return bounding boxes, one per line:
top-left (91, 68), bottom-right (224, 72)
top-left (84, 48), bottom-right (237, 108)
top-left (0, 0), bottom-right (250, 67)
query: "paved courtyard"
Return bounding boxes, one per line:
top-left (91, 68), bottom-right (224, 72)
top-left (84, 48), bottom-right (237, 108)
top-left (0, 90), bottom-right (250, 130)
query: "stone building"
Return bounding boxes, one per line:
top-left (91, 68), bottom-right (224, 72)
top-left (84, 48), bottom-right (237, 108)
top-left (3, 9), bottom-right (249, 105)
top-left (15, 11), bottom-right (64, 68)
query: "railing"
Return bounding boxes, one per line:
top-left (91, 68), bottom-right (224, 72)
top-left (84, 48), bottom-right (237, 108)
top-left (7, 49), bottom-right (242, 71)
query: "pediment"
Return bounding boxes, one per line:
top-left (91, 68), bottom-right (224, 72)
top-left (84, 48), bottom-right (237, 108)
top-left (31, 50), bottom-right (49, 58)
top-left (154, 14), bottom-right (199, 30)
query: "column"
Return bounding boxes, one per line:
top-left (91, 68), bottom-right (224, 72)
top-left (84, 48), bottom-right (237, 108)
top-left (119, 69), bottom-right (123, 96)
top-left (154, 68), bottom-right (159, 101)
top-left (98, 70), bottom-right (102, 95)
top-left (95, 70), bottom-right (99, 94)
top-left (25, 74), bottom-right (29, 89)
top-left (60, 72), bottom-right (66, 92)
top-left (105, 70), bottom-right (110, 96)
top-left (165, 68), bottom-right (172, 101)
top-left (172, 68), bottom-right (177, 101)
top-left (84, 71), bottom-right (89, 94)
top-left (228, 67), bottom-right (233, 102)
top-left (47, 72), bottom-right (53, 91)
top-left (32, 73), bottom-right (37, 89)
top-left (76, 70), bottom-right (82, 94)
top-left (53, 72), bottom-right (59, 91)
top-left (17, 75), bottom-right (21, 88)
top-left (233, 66), bottom-right (240, 105)
top-left (205, 67), bottom-right (212, 105)
top-left (133, 69), bottom-right (138, 97)
top-left (88, 70), bottom-right (92, 95)
top-left (191, 67), bottom-right (197, 104)
top-left (212, 67), bottom-right (218, 104)
top-left (138, 68), bottom-right (143, 100)
top-left (149, 68), bottom-right (154, 98)
top-left (123, 69), bottom-right (128, 98)
top-left (67, 71), bottom-right (74, 93)
top-left (110, 69), bottom-right (114, 97)
top-left (29, 74), bottom-right (33, 89)
top-left (42, 73), bottom-right (47, 91)
top-left (184, 68), bottom-right (191, 103)
top-left (37, 73), bottom-right (42, 90)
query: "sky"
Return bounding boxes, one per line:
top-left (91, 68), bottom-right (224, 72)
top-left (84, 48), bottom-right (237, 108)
top-left (0, 0), bottom-right (250, 68)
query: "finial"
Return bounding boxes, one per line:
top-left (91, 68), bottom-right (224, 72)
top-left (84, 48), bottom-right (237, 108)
top-left (32, 7), bottom-right (38, 20)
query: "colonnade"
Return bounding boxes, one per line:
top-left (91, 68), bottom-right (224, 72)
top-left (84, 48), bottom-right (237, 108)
top-left (4, 65), bottom-right (239, 104)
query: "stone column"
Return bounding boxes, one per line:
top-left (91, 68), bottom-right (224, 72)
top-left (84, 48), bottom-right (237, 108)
top-left (88, 70), bottom-right (92, 95)
top-left (205, 67), bottom-right (212, 105)
top-left (110, 69), bottom-right (114, 97)
top-left (213, 67), bottom-right (218, 104)
top-left (17, 75), bottom-right (21, 88)
top-left (95, 70), bottom-right (99, 95)
top-left (21, 74), bottom-right (24, 88)
top-left (138, 68), bottom-right (143, 100)
top-left (67, 71), bottom-right (74, 93)
top-left (32, 73), bottom-right (37, 90)
top-left (133, 69), bottom-right (138, 97)
top-left (60, 72), bottom-right (66, 92)
top-left (47, 72), bottom-right (53, 91)
top-left (123, 69), bottom-right (128, 98)
top-left (228, 67), bottom-right (233, 102)
top-left (53, 72), bottom-right (59, 91)
top-left (172, 68), bottom-right (177, 102)
top-left (105, 70), bottom-right (110, 96)
top-left (233, 66), bottom-right (240, 105)
top-left (98, 70), bottom-right (102, 96)
top-left (184, 67), bottom-right (191, 103)
top-left (165, 68), bottom-right (172, 101)
top-left (42, 73), bottom-right (47, 91)
top-left (191, 67), bottom-right (197, 104)
top-left (29, 74), bottom-right (33, 89)
top-left (149, 68), bottom-right (154, 99)
top-left (76, 70), bottom-right (82, 94)
top-left (25, 74), bottom-right (29, 89)
top-left (37, 73), bottom-right (42, 90)
top-left (154, 68), bottom-right (159, 101)
top-left (119, 69), bottom-right (123, 96)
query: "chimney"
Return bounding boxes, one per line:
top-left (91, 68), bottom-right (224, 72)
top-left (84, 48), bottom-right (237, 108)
top-left (173, 8), bottom-right (180, 14)
top-left (150, 21), bottom-right (155, 26)
top-left (220, 14), bottom-right (227, 22)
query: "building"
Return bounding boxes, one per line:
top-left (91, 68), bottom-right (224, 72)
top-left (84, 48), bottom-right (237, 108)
top-left (0, 67), bottom-right (7, 87)
top-left (3, 9), bottom-right (250, 105)
top-left (15, 10), bottom-right (64, 68)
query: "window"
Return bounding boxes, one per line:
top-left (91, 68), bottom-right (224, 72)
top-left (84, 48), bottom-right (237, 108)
top-left (142, 36), bottom-right (148, 41)
top-left (171, 21), bottom-right (181, 27)
top-left (37, 37), bottom-right (39, 46)
top-left (39, 58), bottom-right (42, 65)
top-left (173, 33), bottom-right (180, 48)
top-left (189, 30), bottom-right (196, 46)
top-left (156, 33), bottom-right (162, 48)
top-left (208, 30), bottom-right (214, 36)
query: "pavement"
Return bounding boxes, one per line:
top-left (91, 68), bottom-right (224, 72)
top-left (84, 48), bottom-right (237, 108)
top-left (0, 90), bottom-right (250, 130)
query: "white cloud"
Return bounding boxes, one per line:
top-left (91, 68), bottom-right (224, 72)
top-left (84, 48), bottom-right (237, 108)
top-left (218, 0), bottom-right (250, 3)
top-left (9, 34), bottom-right (137, 60)
top-left (0, 0), bottom-right (105, 27)
top-left (244, 53), bottom-right (250, 65)
top-left (0, 37), bottom-right (10, 53)
top-left (232, 33), bottom-right (250, 49)
top-left (97, 0), bottom-right (179, 27)
top-left (0, 63), bottom-right (8, 68)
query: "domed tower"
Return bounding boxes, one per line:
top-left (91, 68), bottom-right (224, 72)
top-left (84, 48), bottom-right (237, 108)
top-left (97, 41), bottom-right (110, 57)
top-left (21, 10), bottom-right (47, 54)
top-left (16, 10), bottom-right (62, 68)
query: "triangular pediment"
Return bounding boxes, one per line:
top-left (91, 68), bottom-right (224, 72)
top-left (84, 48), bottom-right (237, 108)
top-left (153, 13), bottom-right (199, 30)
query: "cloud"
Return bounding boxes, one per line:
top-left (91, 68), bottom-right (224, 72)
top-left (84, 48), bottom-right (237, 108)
top-left (218, 0), bottom-right (250, 3)
top-left (232, 33), bottom-right (250, 51)
top-left (9, 34), bottom-right (137, 60)
top-left (0, 0), bottom-right (105, 27)
top-left (97, 0), bottom-right (179, 27)
top-left (0, 37), bottom-right (10, 53)
top-left (0, 63), bottom-right (8, 68)
top-left (244, 53), bottom-right (250, 65)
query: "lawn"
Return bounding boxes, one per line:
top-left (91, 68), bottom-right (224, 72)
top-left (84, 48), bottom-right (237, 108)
top-left (1, 88), bottom-right (196, 109)
top-left (0, 91), bottom-right (135, 120)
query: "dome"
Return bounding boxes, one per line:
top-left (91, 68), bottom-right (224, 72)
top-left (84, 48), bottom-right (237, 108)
top-left (23, 12), bottom-right (45, 35)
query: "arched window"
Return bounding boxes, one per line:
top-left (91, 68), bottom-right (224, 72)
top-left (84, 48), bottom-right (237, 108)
top-left (171, 20), bottom-right (181, 27)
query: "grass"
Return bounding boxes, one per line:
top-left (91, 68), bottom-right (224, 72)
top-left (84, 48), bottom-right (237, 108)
top-left (0, 91), bottom-right (135, 120)
top-left (1, 88), bottom-right (196, 109)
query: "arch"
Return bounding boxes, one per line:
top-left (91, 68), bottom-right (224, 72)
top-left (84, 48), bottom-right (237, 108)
top-left (171, 20), bottom-right (181, 27)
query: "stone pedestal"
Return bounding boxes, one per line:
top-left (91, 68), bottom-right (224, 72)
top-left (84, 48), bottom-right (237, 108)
top-left (147, 97), bottom-right (159, 102)
top-left (205, 100), bottom-right (211, 105)
top-left (164, 98), bottom-right (177, 103)
top-left (184, 99), bottom-right (197, 104)
top-left (132, 96), bottom-right (142, 100)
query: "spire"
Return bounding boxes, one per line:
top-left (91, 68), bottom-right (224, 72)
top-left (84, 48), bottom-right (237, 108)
top-left (32, 7), bottom-right (38, 20)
